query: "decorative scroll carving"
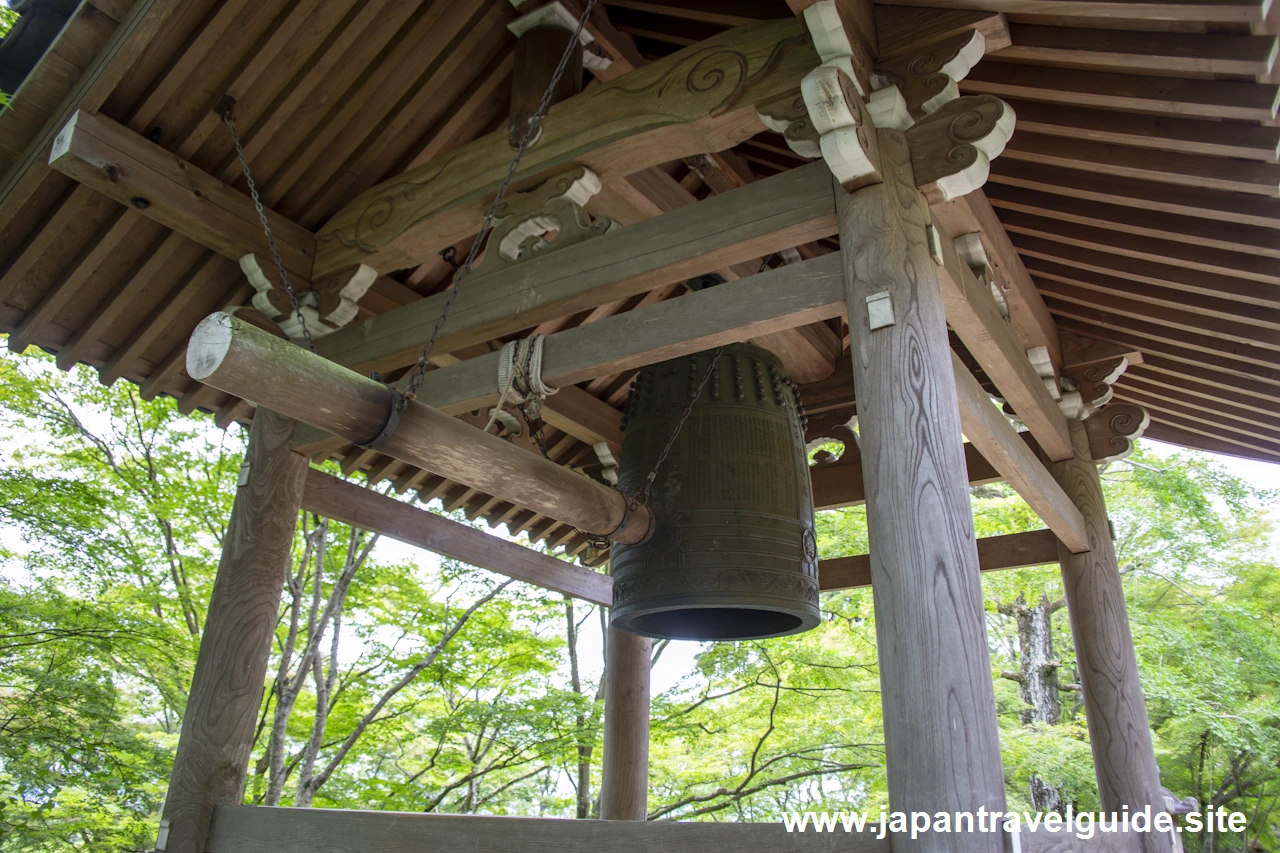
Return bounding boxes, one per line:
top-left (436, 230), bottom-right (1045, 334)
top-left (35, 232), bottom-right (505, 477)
top-left (479, 167), bottom-right (616, 269)
top-left (756, 92), bottom-right (820, 159)
top-left (314, 18), bottom-right (818, 276)
top-left (240, 257), bottom-right (375, 341)
top-left (867, 86), bottom-right (912, 130)
top-left (801, 63), bottom-right (880, 191)
top-left (1083, 403), bottom-right (1150, 463)
top-left (1060, 356), bottom-right (1129, 420)
top-left (873, 29), bottom-right (985, 118)
top-left (804, 411), bottom-right (858, 469)
top-left (802, 0), bottom-right (869, 94)
top-left (956, 231), bottom-right (1008, 319)
top-left (905, 94), bottom-right (1014, 203)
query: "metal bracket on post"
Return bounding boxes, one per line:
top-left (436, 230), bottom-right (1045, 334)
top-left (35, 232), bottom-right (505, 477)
top-left (155, 819), bottom-right (171, 851)
top-left (237, 460), bottom-right (252, 487)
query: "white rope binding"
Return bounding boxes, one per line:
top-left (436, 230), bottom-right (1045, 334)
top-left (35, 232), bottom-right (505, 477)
top-left (485, 335), bottom-right (558, 433)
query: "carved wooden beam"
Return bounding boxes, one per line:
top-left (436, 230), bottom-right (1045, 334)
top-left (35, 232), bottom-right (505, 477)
top-left (314, 18), bottom-right (822, 277)
top-left (1083, 402), bottom-right (1151, 463)
top-left (906, 94), bottom-right (1014, 203)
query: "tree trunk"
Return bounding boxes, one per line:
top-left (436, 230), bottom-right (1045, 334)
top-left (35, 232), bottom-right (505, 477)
top-left (1001, 593), bottom-right (1068, 813)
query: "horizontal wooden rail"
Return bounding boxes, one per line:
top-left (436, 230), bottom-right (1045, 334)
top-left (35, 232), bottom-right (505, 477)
top-left (311, 162), bottom-right (840, 376)
top-left (820, 529), bottom-right (1061, 590)
top-left (302, 468), bottom-right (612, 606)
top-left (298, 466), bottom-right (1059, 603)
top-left (207, 804), bottom-right (886, 852)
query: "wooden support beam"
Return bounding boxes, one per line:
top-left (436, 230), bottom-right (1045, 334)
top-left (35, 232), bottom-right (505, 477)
top-left (160, 410), bottom-right (307, 853)
top-left (998, 25), bottom-right (1278, 77)
top-left (873, 0), bottom-right (1269, 23)
top-left (990, 159), bottom-right (1280, 231)
top-left (876, 6), bottom-right (1009, 59)
top-left (600, 627), bottom-right (652, 821)
top-left (819, 528), bottom-right (1061, 590)
top-left (931, 211), bottom-right (1073, 460)
top-left (932, 190), bottom-right (1063, 368)
top-left (187, 312), bottom-right (652, 545)
top-left (300, 467), bottom-right (611, 606)
top-left (952, 351), bottom-right (1089, 553)
top-left (313, 163), bottom-right (839, 376)
top-left (962, 62), bottom-right (1280, 122)
top-left (207, 804), bottom-right (885, 852)
top-left (47, 109), bottom-right (314, 281)
top-left (812, 438), bottom-right (1012, 510)
top-left (1048, 419), bottom-right (1172, 853)
top-left (313, 18), bottom-right (826, 277)
top-left (837, 132), bottom-right (1008, 844)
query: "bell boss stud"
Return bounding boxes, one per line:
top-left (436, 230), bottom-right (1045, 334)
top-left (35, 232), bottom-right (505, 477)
top-left (186, 311), bottom-right (652, 546)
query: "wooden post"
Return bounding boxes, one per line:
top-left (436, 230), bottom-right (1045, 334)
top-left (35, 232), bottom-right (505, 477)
top-left (600, 627), bottom-right (651, 821)
top-left (836, 130), bottom-right (1007, 851)
top-left (1050, 419), bottom-right (1172, 853)
top-left (158, 409), bottom-right (307, 853)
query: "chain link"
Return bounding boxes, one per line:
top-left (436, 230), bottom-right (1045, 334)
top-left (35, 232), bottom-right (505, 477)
top-left (399, 0), bottom-right (598, 409)
top-left (219, 106), bottom-right (316, 353)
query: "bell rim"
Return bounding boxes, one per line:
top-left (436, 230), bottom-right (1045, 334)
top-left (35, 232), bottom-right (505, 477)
top-left (611, 599), bottom-right (821, 642)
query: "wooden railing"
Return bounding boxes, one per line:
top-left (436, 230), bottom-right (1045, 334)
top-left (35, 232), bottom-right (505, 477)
top-left (205, 804), bottom-right (1150, 853)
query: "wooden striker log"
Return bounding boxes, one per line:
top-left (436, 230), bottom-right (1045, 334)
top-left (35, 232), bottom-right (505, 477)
top-left (187, 312), bottom-right (651, 544)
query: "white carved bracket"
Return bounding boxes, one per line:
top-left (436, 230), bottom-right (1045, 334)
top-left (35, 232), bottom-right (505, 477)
top-left (480, 166), bottom-right (616, 269)
top-left (801, 62), bottom-right (881, 191)
top-left (240, 255), bottom-right (375, 341)
top-left (872, 29), bottom-right (985, 119)
top-left (905, 94), bottom-right (1015, 203)
top-left (1083, 403), bottom-right (1150, 462)
top-left (956, 232), bottom-right (1008, 319)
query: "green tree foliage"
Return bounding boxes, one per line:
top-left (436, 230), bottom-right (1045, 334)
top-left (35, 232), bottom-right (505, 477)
top-left (1, 348), bottom-right (1278, 852)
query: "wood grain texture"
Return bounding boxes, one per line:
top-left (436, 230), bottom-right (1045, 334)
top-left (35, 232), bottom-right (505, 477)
top-left (47, 109), bottom-right (315, 280)
top-left (159, 409), bottom-right (306, 853)
top-left (301, 468), bottom-right (611, 606)
top-left (811, 438), bottom-right (1011, 510)
top-left (314, 162), bottom-right (839, 376)
top-left (206, 805), bottom-right (886, 852)
top-left (314, 18), bottom-right (820, 276)
top-left (1047, 420), bottom-right (1171, 853)
top-left (836, 131), bottom-right (1007, 847)
top-left (932, 209), bottom-right (1072, 460)
top-left (820, 529), bottom-right (1061, 590)
top-left (187, 313), bottom-right (651, 544)
top-left (600, 627), bottom-right (652, 821)
top-left (951, 352), bottom-right (1090, 553)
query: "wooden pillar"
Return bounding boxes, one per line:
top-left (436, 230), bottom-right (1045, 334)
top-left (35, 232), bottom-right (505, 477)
top-left (836, 130), bottom-right (1007, 851)
top-left (1050, 419), bottom-right (1171, 853)
top-left (599, 627), bottom-right (651, 820)
top-left (158, 409), bottom-right (307, 853)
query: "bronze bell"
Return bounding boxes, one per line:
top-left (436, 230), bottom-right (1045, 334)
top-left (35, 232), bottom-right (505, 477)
top-left (610, 343), bottom-right (821, 641)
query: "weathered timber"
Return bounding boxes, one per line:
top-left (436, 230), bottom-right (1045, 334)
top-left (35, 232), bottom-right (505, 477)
top-left (820, 529), bottom-right (1061, 590)
top-left (600, 627), bottom-right (652, 821)
top-left (160, 410), bottom-right (307, 853)
top-left (1048, 420), bottom-right (1172, 853)
top-left (314, 162), bottom-right (839, 376)
top-left (186, 313), bottom-right (651, 544)
top-left (811, 438), bottom-right (1013, 510)
top-left (932, 209), bottom-right (1072, 460)
top-left (300, 468), bottom-right (611, 606)
top-left (837, 134), bottom-right (1007, 848)
top-left (47, 110), bottom-right (314, 280)
top-left (509, 24), bottom-right (582, 148)
top-left (206, 805), bottom-right (885, 853)
top-left (951, 351), bottom-right (1089, 553)
top-left (314, 18), bottom-right (825, 277)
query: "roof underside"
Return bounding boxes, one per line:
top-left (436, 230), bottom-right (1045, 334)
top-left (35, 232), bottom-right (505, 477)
top-left (0, 0), bottom-right (1277, 559)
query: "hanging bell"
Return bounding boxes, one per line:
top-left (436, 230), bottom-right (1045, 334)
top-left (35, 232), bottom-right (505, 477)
top-left (610, 343), bottom-right (821, 641)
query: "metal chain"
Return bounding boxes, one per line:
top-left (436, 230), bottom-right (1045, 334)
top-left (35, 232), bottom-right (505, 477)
top-left (629, 345), bottom-right (726, 508)
top-left (400, 0), bottom-right (599, 408)
top-left (220, 106), bottom-right (317, 353)
top-left (623, 256), bottom-right (775, 507)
